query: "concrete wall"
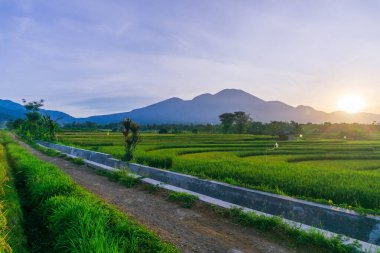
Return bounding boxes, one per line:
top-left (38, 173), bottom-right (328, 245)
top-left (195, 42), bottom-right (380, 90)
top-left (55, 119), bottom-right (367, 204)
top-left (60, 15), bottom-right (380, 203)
top-left (38, 141), bottom-right (380, 246)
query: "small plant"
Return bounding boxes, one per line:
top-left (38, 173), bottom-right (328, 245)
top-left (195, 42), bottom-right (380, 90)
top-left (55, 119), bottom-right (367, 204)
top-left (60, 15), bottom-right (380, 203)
top-left (143, 184), bottom-right (161, 193)
top-left (108, 168), bottom-right (140, 188)
top-left (66, 157), bottom-right (85, 166)
top-left (168, 192), bottom-right (199, 208)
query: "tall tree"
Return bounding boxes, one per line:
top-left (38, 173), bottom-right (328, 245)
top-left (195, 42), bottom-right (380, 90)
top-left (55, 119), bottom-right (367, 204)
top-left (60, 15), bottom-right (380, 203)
top-left (234, 111), bottom-right (251, 134)
top-left (22, 99), bottom-right (44, 139)
top-left (121, 118), bottom-right (141, 161)
top-left (219, 113), bottom-right (235, 133)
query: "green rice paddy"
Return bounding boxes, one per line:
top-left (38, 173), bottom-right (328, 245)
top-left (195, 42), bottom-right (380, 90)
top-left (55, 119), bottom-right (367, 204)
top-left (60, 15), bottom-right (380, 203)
top-left (57, 132), bottom-right (380, 213)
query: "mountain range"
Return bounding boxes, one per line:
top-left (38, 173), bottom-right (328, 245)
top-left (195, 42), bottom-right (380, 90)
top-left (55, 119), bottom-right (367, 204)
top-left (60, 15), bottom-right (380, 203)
top-left (1, 89), bottom-right (380, 125)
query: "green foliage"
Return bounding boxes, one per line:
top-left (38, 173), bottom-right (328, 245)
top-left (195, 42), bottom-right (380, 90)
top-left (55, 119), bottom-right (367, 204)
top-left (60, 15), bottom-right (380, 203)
top-left (3, 134), bottom-right (178, 253)
top-left (66, 157), bottom-right (85, 165)
top-left (136, 154), bottom-right (173, 169)
top-left (0, 140), bottom-right (28, 253)
top-left (218, 207), bottom-right (362, 253)
top-left (9, 99), bottom-right (59, 141)
top-left (234, 111), bottom-right (251, 134)
top-left (168, 192), bottom-right (199, 208)
top-left (158, 128), bottom-right (169, 134)
top-left (219, 112), bottom-right (235, 133)
top-left (122, 118), bottom-right (141, 161)
top-left (107, 168), bottom-right (141, 188)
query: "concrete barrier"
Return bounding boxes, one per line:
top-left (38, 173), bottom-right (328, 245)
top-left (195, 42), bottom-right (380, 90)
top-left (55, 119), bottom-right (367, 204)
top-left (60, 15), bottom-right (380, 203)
top-left (38, 141), bottom-right (380, 246)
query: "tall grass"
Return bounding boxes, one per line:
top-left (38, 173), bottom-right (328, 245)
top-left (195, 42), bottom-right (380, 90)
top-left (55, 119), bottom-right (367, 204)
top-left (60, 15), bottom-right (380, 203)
top-left (0, 143), bottom-right (28, 253)
top-left (136, 153), bottom-right (173, 169)
top-left (4, 136), bottom-right (177, 252)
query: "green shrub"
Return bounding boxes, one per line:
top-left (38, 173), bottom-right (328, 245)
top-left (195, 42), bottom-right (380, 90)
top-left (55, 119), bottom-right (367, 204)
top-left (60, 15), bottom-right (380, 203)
top-left (66, 157), bottom-right (85, 165)
top-left (107, 169), bottom-right (141, 188)
top-left (168, 192), bottom-right (199, 208)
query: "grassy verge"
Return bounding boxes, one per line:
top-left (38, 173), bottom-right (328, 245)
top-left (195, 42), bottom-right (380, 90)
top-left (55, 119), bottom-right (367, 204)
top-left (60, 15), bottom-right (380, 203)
top-left (1, 133), bottom-right (177, 252)
top-left (0, 144), bottom-right (28, 253)
top-left (138, 181), bottom-right (366, 252)
top-left (211, 206), bottom-right (364, 253)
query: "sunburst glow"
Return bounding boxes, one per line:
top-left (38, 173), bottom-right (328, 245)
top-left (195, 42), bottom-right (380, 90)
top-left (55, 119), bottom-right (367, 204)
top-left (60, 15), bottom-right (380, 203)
top-left (338, 95), bottom-right (366, 113)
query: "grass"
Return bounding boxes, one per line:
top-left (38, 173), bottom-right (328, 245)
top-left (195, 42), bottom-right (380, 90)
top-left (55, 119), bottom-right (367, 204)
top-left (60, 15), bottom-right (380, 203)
top-left (66, 156), bottom-right (85, 165)
top-left (105, 168), bottom-right (141, 188)
top-left (212, 206), bottom-right (363, 253)
top-left (167, 192), bottom-right (199, 208)
top-left (1, 131), bottom-right (178, 253)
top-left (56, 132), bottom-right (380, 213)
top-left (0, 140), bottom-right (28, 253)
top-left (27, 131), bottom-right (380, 253)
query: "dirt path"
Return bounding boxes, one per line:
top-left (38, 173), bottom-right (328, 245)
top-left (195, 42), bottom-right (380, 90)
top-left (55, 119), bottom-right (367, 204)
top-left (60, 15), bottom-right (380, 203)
top-left (16, 140), bottom-right (300, 253)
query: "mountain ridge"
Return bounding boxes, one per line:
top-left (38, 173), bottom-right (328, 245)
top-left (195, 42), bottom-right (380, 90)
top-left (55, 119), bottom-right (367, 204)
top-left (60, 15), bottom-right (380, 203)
top-left (1, 89), bottom-right (380, 125)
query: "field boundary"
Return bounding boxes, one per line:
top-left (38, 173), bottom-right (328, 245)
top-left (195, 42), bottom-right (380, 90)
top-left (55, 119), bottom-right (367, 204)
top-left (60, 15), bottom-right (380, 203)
top-left (38, 141), bottom-right (380, 251)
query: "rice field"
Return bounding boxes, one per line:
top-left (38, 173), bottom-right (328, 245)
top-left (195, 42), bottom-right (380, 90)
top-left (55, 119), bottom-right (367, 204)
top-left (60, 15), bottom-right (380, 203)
top-left (57, 132), bottom-right (380, 213)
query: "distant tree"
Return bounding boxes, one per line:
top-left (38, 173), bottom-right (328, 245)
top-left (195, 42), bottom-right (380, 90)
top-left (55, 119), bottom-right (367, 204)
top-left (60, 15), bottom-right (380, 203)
top-left (248, 121), bottom-right (265, 134)
top-left (219, 113), bottom-right (235, 133)
top-left (192, 129), bottom-right (199, 134)
top-left (266, 121), bottom-right (289, 136)
top-left (290, 121), bottom-right (303, 134)
top-left (234, 111), bottom-right (251, 134)
top-left (158, 128), bottom-right (169, 134)
top-left (172, 128), bottom-right (181, 134)
top-left (121, 118), bottom-right (141, 161)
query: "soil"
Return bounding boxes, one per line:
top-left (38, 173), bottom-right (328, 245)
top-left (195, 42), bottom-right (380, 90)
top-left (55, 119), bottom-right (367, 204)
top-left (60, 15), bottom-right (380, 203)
top-left (15, 139), bottom-right (304, 253)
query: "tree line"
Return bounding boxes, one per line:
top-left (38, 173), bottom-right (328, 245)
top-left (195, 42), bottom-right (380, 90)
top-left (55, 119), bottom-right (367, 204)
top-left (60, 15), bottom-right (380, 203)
top-left (6, 99), bottom-right (59, 141)
top-left (219, 111), bottom-right (303, 135)
top-left (6, 99), bottom-right (141, 161)
top-left (8, 105), bottom-right (379, 140)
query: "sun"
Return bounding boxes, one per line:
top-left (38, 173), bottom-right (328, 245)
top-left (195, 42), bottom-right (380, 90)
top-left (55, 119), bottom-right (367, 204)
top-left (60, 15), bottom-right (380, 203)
top-left (337, 95), bottom-right (366, 113)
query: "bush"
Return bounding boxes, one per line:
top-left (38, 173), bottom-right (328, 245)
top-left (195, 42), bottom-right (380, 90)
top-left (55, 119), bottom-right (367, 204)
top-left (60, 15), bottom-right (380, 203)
top-left (168, 192), bottom-right (199, 208)
top-left (107, 169), bottom-right (141, 188)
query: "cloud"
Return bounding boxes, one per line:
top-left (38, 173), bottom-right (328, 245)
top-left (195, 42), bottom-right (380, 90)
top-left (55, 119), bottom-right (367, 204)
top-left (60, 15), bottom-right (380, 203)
top-left (0, 0), bottom-right (379, 116)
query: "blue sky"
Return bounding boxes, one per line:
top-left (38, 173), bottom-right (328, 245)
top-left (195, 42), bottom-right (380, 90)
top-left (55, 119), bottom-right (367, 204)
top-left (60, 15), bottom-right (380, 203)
top-left (0, 0), bottom-right (379, 116)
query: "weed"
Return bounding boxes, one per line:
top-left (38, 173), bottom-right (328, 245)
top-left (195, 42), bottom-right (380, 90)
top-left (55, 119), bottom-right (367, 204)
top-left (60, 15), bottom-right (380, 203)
top-left (168, 192), bottom-right (199, 208)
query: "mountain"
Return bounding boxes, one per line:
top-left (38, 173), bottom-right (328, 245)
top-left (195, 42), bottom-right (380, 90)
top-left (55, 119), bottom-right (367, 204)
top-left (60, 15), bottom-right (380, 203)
top-left (2, 89), bottom-right (380, 125)
top-left (77, 89), bottom-right (380, 124)
top-left (0, 99), bottom-right (75, 125)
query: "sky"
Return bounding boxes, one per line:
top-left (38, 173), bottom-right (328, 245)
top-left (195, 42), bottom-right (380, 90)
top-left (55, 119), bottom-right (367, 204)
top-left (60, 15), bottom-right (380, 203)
top-left (0, 0), bottom-right (379, 117)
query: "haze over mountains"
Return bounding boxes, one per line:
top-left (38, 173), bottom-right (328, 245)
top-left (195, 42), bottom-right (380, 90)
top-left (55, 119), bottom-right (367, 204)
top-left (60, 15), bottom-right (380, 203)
top-left (1, 89), bottom-right (380, 125)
